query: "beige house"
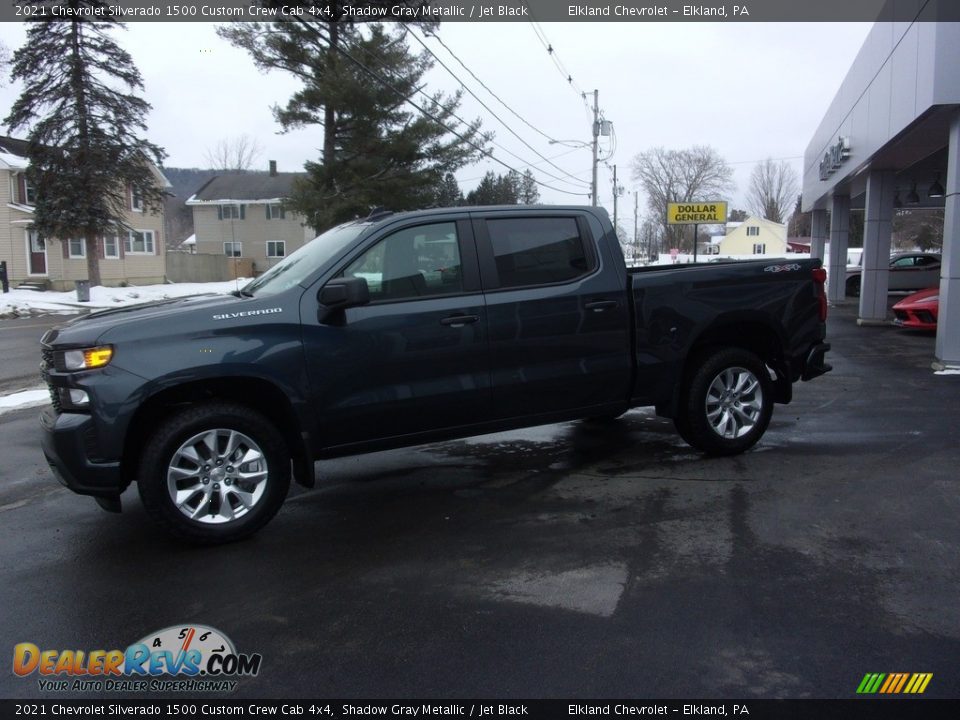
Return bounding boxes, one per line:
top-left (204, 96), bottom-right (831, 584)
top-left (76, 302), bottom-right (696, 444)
top-left (186, 163), bottom-right (315, 274)
top-left (0, 135), bottom-right (169, 291)
top-left (718, 215), bottom-right (788, 256)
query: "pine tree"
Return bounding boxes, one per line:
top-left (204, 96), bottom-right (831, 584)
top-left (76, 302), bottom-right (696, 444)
top-left (221, 12), bottom-right (488, 229)
top-left (5, 3), bottom-right (165, 287)
top-left (434, 173), bottom-right (463, 207)
top-left (519, 170), bottom-right (540, 204)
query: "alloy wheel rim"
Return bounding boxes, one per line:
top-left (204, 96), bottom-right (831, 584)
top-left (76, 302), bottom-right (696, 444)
top-left (166, 429), bottom-right (268, 524)
top-left (705, 367), bottom-right (763, 439)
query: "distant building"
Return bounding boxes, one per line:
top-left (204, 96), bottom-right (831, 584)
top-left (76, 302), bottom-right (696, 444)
top-left (186, 161), bottom-right (315, 273)
top-left (718, 215), bottom-right (788, 255)
top-left (0, 135), bottom-right (169, 291)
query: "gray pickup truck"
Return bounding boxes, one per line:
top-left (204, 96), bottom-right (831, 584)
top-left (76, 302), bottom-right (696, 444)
top-left (40, 206), bottom-right (830, 543)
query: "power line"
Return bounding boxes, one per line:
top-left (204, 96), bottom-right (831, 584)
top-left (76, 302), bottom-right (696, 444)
top-left (331, 40), bottom-right (591, 198)
top-left (404, 26), bottom-right (591, 189)
top-left (422, 29), bottom-right (567, 145)
top-left (340, 31), bottom-right (590, 192)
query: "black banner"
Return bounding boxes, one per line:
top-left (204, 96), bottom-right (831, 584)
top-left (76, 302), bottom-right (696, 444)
top-left (2, 699), bottom-right (960, 720)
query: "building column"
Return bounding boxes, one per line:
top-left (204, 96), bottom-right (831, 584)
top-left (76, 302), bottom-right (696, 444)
top-left (810, 209), bottom-right (828, 261)
top-left (826, 194), bottom-right (850, 304)
top-left (936, 111), bottom-right (960, 366)
top-left (858, 170), bottom-right (896, 324)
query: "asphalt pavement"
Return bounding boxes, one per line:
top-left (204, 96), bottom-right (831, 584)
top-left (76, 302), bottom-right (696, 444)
top-left (0, 314), bottom-right (81, 395)
top-left (0, 302), bottom-right (958, 701)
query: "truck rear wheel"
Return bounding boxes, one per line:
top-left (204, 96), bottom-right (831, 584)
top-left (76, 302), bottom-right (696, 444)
top-left (675, 348), bottom-right (773, 456)
top-left (137, 402), bottom-right (290, 544)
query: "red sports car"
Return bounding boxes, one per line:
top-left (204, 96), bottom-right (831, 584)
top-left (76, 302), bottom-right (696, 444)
top-left (893, 287), bottom-right (939, 330)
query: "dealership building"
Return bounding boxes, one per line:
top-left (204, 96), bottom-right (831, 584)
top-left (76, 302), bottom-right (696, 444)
top-left (802, 12), bottom-right (960, 366)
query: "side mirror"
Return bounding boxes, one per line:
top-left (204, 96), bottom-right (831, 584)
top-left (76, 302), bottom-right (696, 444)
top-left (318, 276), bottom-right (369, 324)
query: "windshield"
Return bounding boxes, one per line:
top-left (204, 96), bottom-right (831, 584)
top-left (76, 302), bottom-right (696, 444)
top-left (242, 221), bottom-right (371, 297)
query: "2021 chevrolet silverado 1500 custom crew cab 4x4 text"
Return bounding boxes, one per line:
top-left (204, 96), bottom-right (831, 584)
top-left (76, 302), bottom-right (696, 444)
top-left (40, 206), bottom-right (831, 543)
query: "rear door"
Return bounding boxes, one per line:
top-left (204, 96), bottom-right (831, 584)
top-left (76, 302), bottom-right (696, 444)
top-left (301, 216), bottom-right (490, 448)
top-left (472, 210), bottom-right (631, 420)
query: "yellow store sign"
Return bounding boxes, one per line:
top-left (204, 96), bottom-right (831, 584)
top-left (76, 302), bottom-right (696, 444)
top-left (667, 201), bottom-right (728, 224)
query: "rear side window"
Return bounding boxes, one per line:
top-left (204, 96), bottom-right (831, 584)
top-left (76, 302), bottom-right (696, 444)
top-left (486, 217), bottom-right (591, 288)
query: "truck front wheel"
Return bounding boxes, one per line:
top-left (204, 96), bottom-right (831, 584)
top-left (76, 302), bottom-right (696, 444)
top-left (137, 402), bottom-right (291, 544)
top-left (675, 348), bottom-right (773, 456)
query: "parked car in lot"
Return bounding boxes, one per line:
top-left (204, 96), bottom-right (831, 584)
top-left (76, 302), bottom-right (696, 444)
top-left (893, 287), bottom-right (939, 330)
top-left (39, 206), bottom-right (831, 543)
top-left (846, 252), bottom-right (941, 296)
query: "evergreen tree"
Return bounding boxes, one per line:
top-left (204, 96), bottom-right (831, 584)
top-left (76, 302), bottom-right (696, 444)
top-left (221, 12), bottom-right (488, 229)
top-left (465, 171), bottom-right (521, 206)
top-left (519, 170), bottom-right (540, 204)
top-left (5, 3), bottom-right (165, 287)
top-left (434, 172), bottom-right (463, 207)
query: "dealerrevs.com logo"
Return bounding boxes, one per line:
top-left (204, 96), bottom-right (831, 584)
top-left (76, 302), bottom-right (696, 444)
top-left (13, 624), bottom-right (262, 693)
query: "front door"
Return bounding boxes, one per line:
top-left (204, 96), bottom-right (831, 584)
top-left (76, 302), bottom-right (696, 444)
top-left (300, 217), bottom-right (491, 450)
top-left (27, 230), bottom-right (47, 275)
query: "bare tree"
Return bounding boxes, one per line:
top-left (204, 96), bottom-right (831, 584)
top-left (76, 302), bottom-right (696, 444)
top-left (631, 146), bottom-right (734, 252)
top-left (747, 158), bottom-right (799, 224)
top-left (204, 134), bottom-right (263, 172)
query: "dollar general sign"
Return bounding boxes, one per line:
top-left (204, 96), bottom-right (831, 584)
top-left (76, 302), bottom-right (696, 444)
top-left (667, 202), bottom-right (728, 225)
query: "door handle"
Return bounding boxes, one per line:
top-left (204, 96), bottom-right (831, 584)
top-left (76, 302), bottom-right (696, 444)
top-left (440, 314), bottom-right (480, 327)
top-left (585, 300), bottom-right (619, 312)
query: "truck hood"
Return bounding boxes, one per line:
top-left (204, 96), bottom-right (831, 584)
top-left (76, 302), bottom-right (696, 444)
top-left (44, 293), bottom-right (248, 347)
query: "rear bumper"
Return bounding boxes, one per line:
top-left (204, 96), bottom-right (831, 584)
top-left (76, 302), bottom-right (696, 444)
top-left (801, 342), bottom-right (832, 381)
top-left (40, 407), bottom-right (124, 498)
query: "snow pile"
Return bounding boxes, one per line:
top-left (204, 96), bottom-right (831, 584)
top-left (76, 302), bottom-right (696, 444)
top-left (0, 387), bottom-right (49, 416)
top-left (0, 279), bottom-right (250, 318)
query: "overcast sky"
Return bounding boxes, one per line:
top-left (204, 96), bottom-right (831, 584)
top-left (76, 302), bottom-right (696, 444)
top-left (0, 20), bottom-right (873, 226)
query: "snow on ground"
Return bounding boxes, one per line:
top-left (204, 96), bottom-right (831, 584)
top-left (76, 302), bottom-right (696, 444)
top-left (0, 387), bottom-right (49, 415)
top-left (0, 279), bottom-right (250, 318)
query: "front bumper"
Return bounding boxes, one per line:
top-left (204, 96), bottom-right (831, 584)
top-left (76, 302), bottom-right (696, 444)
top-left (40, 407), bottom-right (124, 498)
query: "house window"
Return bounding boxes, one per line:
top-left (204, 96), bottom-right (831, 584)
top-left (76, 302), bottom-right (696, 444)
top-left (266, 241), bottom-right (285, 258)
top-left (24, 179), bottom-right (37, 205)
top-left (125, 230), bottom-right (155, 254)
top-left (131, 188), bottom-right (143, 211)
top-left (103, 234), bottom-right (120, 259)
top-left (219, 204), bottom-right (245, 220)
top-left (266, 204), bottom-right (285, 220)
top-left (224, 242), bottom-right (242, 258)
top-left (68, 237), bottom-right (86, 258)
top-left (752, 243), bottom-right (766, 254)
top-left (746, 226), bottom-right (759, 236)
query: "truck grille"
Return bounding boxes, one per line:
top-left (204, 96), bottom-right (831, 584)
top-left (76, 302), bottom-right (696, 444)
top-left (40, 346), bottom-right (62, 413)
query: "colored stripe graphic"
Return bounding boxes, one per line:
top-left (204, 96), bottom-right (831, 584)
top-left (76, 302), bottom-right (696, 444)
top-left (857, 672), bottom-right (932, 694)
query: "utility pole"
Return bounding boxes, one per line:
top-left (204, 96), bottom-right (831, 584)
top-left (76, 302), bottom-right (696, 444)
top-left (591, 89), bottom-right (599, 207)
top-left (612, 164), bottom-right (619, 230)
top-left (633, 191), bottom-right (639, 259)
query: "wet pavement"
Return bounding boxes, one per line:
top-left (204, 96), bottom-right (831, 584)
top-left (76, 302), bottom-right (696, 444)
top-left (1, 301), bottom-right (958, 699)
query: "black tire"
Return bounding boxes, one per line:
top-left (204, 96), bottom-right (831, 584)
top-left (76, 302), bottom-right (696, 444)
top-left (675, 347), bottom-right (774, 456)
top-left (137, 402), bottom-right (290, 544)
top-left (846, 275), bottom-right (861, 297)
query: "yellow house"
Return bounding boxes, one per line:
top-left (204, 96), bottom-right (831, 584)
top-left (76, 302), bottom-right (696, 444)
top-left (719, 216), bottom-right (788, 255)
top-left (0, 135), bottom-right (169, 290)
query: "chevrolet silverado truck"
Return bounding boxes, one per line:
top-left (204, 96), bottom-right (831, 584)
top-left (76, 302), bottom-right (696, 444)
top-left (40, 206), bottom-right (831, 543)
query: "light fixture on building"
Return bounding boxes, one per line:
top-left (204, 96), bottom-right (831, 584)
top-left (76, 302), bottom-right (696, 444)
top-left (928, 173), bottom-right (945, 198)
top-left (906, 182), bottom-right (920, 205)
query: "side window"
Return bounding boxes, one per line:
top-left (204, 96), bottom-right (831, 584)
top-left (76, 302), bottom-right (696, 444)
top-left (486, 217), bottom-right (590, 288)
top-left (915, 256), bottom-right (938, 267)
top-left (891, 256), bottom-right (915, 268)
top-left (343, 222), bottom-right (463, 302)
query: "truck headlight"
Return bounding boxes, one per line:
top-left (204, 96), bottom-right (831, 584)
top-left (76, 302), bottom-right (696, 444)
top-left (62, 346), bottom-right (113, 371)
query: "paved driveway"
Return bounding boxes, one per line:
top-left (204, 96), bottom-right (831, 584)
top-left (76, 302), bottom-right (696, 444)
top-left (0, 303), bottom-right (957, 700)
